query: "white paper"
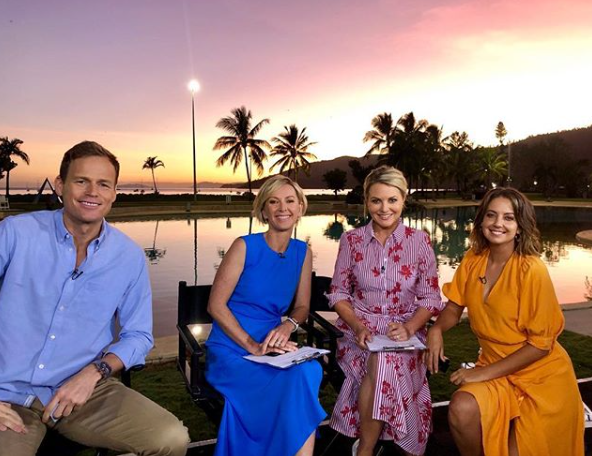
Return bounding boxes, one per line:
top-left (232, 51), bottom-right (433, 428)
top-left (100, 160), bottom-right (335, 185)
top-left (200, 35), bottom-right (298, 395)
top-left (366, 334), bottom-right (426, 352)
top-left (584, 401), bottom-right (592, 428)
top-left (244, 346), bottom-right (330, 369)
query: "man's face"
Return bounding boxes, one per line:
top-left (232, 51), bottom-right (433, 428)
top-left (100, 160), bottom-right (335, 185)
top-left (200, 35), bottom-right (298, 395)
top-left (55, 156), bottom-right (117, 229)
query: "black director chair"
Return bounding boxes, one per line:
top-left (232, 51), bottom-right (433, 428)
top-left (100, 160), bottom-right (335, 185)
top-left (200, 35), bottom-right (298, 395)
top-left (304, 273), bottom-right (345, 390)
top-left (176, 281), bottom-right (225, 426)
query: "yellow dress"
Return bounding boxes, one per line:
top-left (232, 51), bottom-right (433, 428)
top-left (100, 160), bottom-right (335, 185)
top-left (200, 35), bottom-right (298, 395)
top-left (443, 249), bottom-right (584, 456)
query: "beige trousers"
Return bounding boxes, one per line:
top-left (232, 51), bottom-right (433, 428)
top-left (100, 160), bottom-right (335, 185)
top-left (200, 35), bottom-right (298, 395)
top-left (0, 378), bottom-right (189, 456)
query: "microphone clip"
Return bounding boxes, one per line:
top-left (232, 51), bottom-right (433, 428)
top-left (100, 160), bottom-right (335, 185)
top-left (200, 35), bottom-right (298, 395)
top-left (71, 269), bottom-right (84, 280)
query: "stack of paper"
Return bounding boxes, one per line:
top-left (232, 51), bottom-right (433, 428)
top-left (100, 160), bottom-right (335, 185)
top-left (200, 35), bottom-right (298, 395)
top-left (584, 401), bottom-right (592, 428)
top-left (366, 334), bottom-right (426, 352)
top-left (244, 346), bottom-right (330, 369)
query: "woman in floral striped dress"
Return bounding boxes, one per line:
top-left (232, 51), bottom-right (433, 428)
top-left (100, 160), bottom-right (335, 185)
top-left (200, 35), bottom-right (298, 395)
top-left (326, 166), bottom-right (444, 456)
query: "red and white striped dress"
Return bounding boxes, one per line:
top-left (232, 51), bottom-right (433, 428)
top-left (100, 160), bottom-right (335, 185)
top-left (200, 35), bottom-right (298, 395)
top-left (327, 221), bottom-right (444, 455)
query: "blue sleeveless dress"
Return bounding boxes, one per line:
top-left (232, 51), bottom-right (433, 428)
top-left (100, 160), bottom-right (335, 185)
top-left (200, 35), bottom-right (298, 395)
top-left (205, 233), bottom-right (326, 456)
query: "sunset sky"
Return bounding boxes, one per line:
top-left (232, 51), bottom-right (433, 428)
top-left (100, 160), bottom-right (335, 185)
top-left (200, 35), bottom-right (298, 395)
top-left (2, 0), bottom-right (592, 187)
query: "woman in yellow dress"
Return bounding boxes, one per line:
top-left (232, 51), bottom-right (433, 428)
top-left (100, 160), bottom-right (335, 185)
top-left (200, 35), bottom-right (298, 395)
top-left (425, 187), bottom-right (584, 456)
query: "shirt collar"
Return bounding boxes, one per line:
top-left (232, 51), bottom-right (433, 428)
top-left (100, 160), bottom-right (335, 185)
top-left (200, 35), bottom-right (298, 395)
top-left (363, 219), bottom-right (405, 247)
top-left (53, 209), bottom-right (109, 249)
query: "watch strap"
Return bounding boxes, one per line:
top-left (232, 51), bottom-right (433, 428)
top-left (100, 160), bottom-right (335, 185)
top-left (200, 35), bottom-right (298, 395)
top-left (92, 360), bottom-right (112, 380)
top-left (286, 317), bottom-right (299, 333)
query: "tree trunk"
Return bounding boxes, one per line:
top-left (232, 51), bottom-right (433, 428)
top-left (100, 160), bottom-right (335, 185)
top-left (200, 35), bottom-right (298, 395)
top-left (5, 169), bottom-right (10, 198)
top-left (243, 146), bottom-right (252, 197)
top-left (151, 169), bottom-right (158, 194)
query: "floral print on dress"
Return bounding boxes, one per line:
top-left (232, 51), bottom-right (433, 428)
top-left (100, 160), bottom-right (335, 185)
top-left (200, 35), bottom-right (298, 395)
top-left (326, 221), bottom-right (444, 455)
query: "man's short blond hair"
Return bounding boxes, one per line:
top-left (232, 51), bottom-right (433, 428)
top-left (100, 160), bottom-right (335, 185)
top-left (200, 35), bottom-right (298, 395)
top-left (252, 175), bottom-right (308, 224)
top-left (363, 165), bottom-right (408, 201)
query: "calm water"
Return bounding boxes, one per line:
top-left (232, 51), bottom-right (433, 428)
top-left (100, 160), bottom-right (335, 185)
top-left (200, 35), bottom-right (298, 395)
top-left (112, 207), bottom-right (592, 337)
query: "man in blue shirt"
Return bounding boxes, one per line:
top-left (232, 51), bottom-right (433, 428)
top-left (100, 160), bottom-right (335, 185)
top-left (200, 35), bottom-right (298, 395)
top-left (0, 141), bottom-right (189, 455)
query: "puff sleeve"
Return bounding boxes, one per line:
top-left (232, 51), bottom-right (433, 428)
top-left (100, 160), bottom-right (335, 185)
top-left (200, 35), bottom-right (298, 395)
top-left (442, 249), bottom-right (477, 307)
top-left (517, 257), bottom-right (564, 351)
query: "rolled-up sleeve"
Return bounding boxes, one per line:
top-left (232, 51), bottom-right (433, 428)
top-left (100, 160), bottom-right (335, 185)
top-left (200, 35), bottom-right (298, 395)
top-left (107, 256), bottom-right (154, 368)
top-left (415, 232), bottom-right (445, 315)
top-left (326, 233), bottom-right (356, 308)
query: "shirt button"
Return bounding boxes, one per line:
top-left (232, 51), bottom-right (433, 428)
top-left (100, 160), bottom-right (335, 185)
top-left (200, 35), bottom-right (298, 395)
top-left (39, 364), bottom-right (45, 369)
top-left (59, 306), bottom-right (65, 311)
top-left (50, 334), bottom-right (56, 340)
top-left (68, 248), bottom-right (73, 251)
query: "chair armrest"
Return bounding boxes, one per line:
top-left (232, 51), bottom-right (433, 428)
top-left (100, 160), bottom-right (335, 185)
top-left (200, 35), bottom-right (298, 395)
top-left (177, 324), bottom-right (205, 357)
top-left (308, 311), bottom-right (344, 339)
top-left (120, 364), bottom-right (144, 388)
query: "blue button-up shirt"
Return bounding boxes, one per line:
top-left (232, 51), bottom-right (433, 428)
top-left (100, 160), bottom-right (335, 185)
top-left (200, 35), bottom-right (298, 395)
top-left (0, 210), bottom-right (153, 406)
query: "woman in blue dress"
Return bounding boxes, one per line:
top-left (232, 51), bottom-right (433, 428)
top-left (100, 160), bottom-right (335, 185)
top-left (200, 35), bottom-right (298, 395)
top-left (206, 175), bottom-right (326, 456)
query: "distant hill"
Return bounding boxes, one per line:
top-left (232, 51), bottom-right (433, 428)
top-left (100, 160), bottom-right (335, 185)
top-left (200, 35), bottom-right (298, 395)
top-left (222, 155), bottom-right (379, 189)
top-left (511, 124), bottom-right (592, 188)
top-left (220, 124), bottom-right (592, 191)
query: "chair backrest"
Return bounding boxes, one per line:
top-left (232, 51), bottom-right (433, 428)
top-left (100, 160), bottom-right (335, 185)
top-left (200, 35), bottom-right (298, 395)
top-left (177, 281), bottom-right (213, 326)
top-left (311, 272), bottom-right (333, 312)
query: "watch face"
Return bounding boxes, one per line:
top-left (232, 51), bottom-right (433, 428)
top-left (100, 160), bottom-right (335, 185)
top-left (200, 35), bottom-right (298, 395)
top-left (95, 360), bottom-right (112, 379)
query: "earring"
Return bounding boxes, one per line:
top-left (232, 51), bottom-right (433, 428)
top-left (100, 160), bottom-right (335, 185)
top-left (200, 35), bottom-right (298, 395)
top-left (515, 233), bottom-right (521, 242)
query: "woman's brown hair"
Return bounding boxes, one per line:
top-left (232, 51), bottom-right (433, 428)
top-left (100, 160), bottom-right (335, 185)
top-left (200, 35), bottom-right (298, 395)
top-left (469, 187), bottom-right (541, 255)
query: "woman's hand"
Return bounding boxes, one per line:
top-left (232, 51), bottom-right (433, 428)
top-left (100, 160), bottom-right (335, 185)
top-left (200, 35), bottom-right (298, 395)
top-left (423, 326), bottom-right (447, 374)
top-left (250, 339), bottom-right (299, 356)
top-left (259, 322), bottom-right (297, 354)
top-left (353, 324), bottom-right (373, 350)
top-left (387, 322), bottom-right (412, 342)
top-left (449, 366), bottom-right (487, 386)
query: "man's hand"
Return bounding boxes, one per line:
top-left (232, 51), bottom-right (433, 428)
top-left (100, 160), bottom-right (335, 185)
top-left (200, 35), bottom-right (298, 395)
top-left (42, 365), bottom-right (101, 423)
top-left (0, 401), bottom-right (27, 434)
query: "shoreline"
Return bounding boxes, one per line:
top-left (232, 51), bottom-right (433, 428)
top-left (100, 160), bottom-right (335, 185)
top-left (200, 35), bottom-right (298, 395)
top-left (147, 300), bottom-right (592, 364)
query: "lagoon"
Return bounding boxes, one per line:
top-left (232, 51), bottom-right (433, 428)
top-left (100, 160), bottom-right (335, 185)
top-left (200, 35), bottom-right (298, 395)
top-left (112, 206), bottom-right (592, 337)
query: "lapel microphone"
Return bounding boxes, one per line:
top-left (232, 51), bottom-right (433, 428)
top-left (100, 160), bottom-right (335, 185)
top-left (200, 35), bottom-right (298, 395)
top-left (71, 268), bottom-right (84, 280)
top-left (478, 276), bottom-right (487, 284)
top-left (278, 252), bottom-right (286, 259)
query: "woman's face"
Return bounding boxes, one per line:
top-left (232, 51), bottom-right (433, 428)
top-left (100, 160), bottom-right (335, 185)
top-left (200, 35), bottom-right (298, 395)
top-left (366, 183), bottom-right (405, 232)
top-left (481, 197), bottom-right (520, 248)
top-left (262, 184), bottom-right (302, 232)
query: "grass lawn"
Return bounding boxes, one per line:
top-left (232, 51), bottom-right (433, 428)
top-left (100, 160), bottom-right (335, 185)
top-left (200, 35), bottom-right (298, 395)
top-left (129, 321), bottom-right (592, 443)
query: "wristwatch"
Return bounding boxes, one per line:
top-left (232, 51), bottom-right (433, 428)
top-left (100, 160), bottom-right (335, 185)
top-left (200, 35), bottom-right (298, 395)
top-left (286, 317), bottom-right (299, 333)
top-left (92, 360), bottom-right (112, 380)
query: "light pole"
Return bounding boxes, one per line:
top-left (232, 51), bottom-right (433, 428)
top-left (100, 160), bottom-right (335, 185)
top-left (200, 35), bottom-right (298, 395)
top-left (188, 79), bottom-right (200, 201)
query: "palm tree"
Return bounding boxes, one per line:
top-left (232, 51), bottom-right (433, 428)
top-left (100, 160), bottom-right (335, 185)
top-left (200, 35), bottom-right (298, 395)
top-left (475, 147), bottom-right (508, 189)
top-left (0, 137), bottom-right (30, 198)
top-left (214, 106), bottom-right (270, 196)
top-left (443, 131), bottom-right (474, 195)
top-left (269, 125), bottom-right (317, 183)
top-left (495, 121), bottom-right (507, 146)
top-left (389, 112), bottom-right (430, 194)
top-left (142, 156), bottom-right (165, 194)
top-left (363, 113), bottom-right (395, 157)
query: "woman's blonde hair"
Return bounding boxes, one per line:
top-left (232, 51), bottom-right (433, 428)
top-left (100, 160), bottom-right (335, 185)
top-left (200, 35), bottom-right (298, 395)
top-left (469, 187), bottom-right (541, 255)
top-left (363, 165), bottom-right (408, 201)
top-left (252, 175), bottom-right (308, 224)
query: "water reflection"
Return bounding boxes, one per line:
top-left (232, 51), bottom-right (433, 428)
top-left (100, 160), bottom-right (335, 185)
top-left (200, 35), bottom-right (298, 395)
top-left (143, 221), bottom-right (167, 265)
top-left (112, 207), bottom-right (592, 337)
